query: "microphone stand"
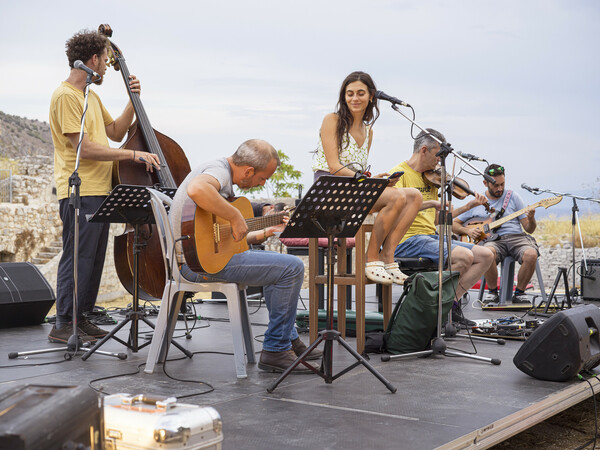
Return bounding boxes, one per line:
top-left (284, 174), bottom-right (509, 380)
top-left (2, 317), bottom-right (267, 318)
top-left (8, 72), bottom-right (124, 361)
top-left (523, 186), bottom-right (600, 299)
top-left (382, 103), bottom-right (500, 365)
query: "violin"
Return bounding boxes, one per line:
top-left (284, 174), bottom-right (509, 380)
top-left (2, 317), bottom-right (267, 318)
top-left (423, 166), bottom-right (495, 214)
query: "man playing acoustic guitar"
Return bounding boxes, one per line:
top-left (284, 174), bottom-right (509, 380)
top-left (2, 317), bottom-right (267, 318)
top-left (169, 139), bottom-right (321, 373)
top-left (453, 164), bottom-right (539, 305)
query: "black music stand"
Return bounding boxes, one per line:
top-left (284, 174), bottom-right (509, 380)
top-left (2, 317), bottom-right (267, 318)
top-left (81, 185), bottom-right (192, 361)
top-left (267, 175), bottom-right (396, 393)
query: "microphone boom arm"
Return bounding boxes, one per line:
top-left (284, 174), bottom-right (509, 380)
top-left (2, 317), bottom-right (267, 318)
top-left (389, 104), bottom-right (495, 184)
top-left (520, 186), bottom-right (600, 204)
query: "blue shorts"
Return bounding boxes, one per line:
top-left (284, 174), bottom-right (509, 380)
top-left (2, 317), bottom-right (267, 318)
top-left (394, 234), bottom-right (474, 265)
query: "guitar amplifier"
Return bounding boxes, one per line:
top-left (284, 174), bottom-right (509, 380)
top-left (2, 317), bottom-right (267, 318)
top-left (582, 259), bottom-right (600, 301)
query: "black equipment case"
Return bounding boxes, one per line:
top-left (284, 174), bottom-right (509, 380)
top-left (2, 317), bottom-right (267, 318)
top-left (0, 384), bottom-right (101, 449)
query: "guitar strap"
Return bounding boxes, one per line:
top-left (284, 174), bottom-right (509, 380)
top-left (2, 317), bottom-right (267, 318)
top-left (494, 189), bottom-right (512, 221)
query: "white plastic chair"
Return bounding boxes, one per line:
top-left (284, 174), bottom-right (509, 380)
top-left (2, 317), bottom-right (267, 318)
top-left (144, 189), bottom-right (255, 378)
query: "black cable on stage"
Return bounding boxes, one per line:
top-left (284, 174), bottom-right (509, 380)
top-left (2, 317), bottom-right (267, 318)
top-left (0, 358), bottom-right (71, 369)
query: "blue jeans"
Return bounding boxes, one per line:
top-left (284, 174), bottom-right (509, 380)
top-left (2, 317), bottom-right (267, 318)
top-left (181, 250), bottom-right (303, 352)
top-left (394, 234), bottom-right (473, 265)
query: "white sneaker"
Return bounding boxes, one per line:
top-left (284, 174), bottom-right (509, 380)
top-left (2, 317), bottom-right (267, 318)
top-left (483, 292), bottom-right (499, 304)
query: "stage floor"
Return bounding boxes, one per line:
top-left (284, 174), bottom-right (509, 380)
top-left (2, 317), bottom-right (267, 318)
top-left (1, 286), bottom-right (598, 449)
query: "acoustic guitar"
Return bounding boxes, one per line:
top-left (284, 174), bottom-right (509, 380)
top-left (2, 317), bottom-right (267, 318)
top-left (460, 196), bottom-right (562, 244)
top-left (181, 196), bottom-right (292, 273)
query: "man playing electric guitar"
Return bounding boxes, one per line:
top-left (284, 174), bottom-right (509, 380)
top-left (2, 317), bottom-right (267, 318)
top-left (453, 164), bottom-right (539, 305)
top-left (169, 139), bottom-right (321, 373)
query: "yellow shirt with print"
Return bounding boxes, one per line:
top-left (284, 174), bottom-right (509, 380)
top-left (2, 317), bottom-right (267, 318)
top-left (390, 161), bottom-right (439, 245)
top-left (50, 81), bottom-right (114, 200)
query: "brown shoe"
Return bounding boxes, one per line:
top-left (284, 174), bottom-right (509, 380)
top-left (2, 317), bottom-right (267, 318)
top-left (78, 317), bottom-right (109, 339)
top-left (291, 337), bottom-right (323, 361)
top-left (258, 349), bottom-right (317, 373)
top-left (48, 324), bottom-right (96, 344)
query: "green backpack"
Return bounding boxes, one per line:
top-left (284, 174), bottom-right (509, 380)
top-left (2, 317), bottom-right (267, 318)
top-left (384, 271), bottom-right (459, 354)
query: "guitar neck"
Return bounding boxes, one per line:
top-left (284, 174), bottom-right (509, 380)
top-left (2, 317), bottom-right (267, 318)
top-left (490, 201), bottom-right (541, 229)
top-left (245, 211), bottom-right (287, 232)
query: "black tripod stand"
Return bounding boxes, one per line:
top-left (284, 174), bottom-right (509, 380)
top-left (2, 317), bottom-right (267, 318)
top-left (81, 185), bottom-right (192, 361)
top-left (267, 175), bottom-right (396, 393)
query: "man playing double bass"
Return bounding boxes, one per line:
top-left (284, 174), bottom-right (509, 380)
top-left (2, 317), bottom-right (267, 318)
top-left (49, 29), bottom-right (160, 344)
top-left (453, 164), bottom-right (539, 305)
top-left (390, 129), bottom-right (494, 325)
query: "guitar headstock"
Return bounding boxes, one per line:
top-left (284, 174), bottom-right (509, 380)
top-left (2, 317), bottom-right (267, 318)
top-left (540, 196), bottom-right (563, 209)
top-left (98, 23), bottom-right (123, 71)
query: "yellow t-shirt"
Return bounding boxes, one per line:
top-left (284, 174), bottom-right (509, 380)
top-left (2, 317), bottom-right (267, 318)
top-left (50, 81), bottom-right (114, 200)
top-left (390, 161), bottom-right (439, 244)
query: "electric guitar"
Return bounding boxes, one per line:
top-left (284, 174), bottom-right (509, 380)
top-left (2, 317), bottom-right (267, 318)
top-left (460, 196), bottom-right (562, 244)
top-left (181, 196), bottom-right (293, 273)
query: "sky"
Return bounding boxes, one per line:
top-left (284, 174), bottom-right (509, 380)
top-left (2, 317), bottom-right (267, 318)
top-left (1, 0), bottom-right (599, 217)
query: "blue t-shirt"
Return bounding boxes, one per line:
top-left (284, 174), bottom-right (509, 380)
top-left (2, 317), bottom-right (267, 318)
top-left (457, 190), bottom-right (526, 236)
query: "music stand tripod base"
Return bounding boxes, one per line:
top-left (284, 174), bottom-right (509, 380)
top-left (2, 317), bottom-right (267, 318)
top-left (266, 176), bottom-right (396, 393)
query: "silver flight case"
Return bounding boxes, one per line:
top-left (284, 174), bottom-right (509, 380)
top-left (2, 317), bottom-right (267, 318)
top-left (103, 393), bottom-right (223, 449)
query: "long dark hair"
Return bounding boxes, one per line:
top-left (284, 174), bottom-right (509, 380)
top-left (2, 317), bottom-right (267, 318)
top-left (335, 71), bottom-right (379, 152)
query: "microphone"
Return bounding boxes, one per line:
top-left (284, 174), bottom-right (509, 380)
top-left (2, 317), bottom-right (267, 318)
top-left (374, 90), bottom-right (410, 107)
top-left (456, 151), bottom-right (486, 162)
top-left (521, 183), bottom-right (540, 193)
top-left (484, 174), bottom-right (496, 185)
top-left (74, 60), bottom-right (101, 79)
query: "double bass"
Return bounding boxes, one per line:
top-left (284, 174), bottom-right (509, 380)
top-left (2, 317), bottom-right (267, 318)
top-left (99, 24), bottom-right (191, 299)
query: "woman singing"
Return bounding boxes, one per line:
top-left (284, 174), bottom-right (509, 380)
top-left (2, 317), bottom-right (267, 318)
top-left (312, 71), bottom-right (422, 285)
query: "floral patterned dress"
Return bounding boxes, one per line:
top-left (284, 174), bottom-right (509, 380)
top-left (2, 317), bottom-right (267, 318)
top-left (312, 125), bottom-right (371, 175)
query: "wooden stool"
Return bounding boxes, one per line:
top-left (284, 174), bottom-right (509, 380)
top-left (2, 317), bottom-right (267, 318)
top-left (280, 238), bottom-right (353, 309)
top-left (308, 223), bottom-right (393, 354)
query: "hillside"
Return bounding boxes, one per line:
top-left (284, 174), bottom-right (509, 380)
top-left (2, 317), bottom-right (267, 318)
top-left (0, 111), bottom-right (53, 158)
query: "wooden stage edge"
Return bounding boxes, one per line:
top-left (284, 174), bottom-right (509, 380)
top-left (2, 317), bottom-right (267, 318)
top-left (442, 376), bottom-right (600, 449)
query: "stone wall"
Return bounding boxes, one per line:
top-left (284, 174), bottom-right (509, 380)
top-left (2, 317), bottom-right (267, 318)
top-left (1, 155), bottom-right (60, 262)
top-left (0, 154), bottom-right (127, 301)
top-left (0, 202), bottom-right (62, 262)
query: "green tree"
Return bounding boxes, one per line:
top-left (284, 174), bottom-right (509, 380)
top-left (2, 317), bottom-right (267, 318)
top-left (241, 149), bottom-right (302, 198)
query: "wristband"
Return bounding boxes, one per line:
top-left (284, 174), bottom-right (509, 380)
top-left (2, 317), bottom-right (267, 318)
top-left (263, 229), bottom-right (267, 241)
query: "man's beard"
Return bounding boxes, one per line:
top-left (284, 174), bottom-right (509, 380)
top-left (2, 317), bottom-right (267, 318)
top-left (488, 188), bottom-right (503, 199)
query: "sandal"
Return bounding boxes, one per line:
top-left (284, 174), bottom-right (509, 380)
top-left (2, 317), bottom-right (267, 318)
top-left (384, 262), bottom-right (408, 285)
top-left (365, 261), bottom-right (393, 285)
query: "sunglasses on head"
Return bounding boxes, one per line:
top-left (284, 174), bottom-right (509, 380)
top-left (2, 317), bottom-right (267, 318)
top-left (486, 166), bottom-right (505, 176)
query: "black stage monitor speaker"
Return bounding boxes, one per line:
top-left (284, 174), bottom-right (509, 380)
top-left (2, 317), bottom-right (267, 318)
top-left (0, 262), bottom-right (55, 328)
top-left (582, 259), bottom-right (600, 301)
top-left (513, 304), bottom-right (600, 381)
